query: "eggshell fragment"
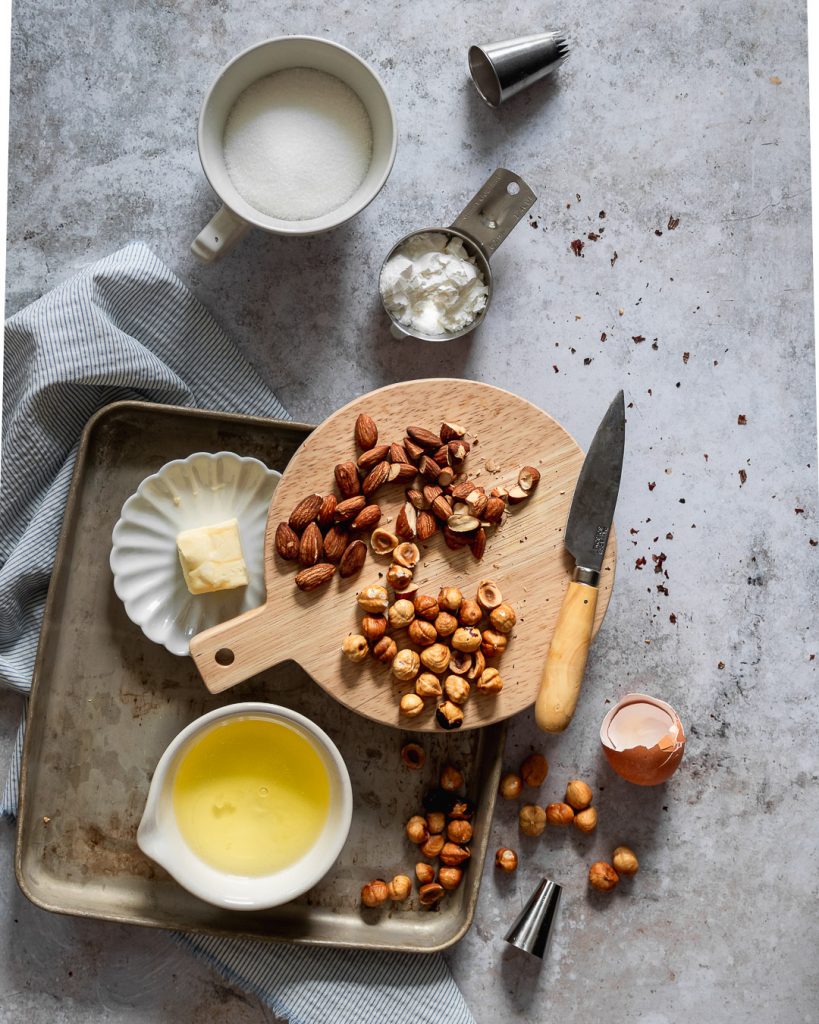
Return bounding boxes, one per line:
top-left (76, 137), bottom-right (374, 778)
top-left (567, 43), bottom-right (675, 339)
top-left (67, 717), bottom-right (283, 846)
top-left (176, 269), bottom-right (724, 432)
top-left (600, 693), bottom-right (685, 786)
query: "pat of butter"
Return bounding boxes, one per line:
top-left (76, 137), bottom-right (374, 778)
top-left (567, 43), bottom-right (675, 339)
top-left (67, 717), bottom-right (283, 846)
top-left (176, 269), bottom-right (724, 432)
top-left (176, 519), bottom-right (248, 595)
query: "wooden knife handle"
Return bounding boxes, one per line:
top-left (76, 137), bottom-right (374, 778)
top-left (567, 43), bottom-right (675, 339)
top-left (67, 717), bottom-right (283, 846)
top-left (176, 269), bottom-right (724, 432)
top-left (535, 581), bottom-right (599, 733)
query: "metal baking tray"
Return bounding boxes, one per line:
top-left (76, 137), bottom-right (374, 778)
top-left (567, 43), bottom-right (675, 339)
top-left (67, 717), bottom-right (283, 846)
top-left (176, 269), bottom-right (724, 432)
top-left (15, 401), bottom-right (504, 953)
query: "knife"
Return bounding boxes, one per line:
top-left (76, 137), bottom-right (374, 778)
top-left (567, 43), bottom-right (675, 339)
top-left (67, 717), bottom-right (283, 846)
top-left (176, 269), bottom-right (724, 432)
top-left (535, 390), bottom-right (625, 733)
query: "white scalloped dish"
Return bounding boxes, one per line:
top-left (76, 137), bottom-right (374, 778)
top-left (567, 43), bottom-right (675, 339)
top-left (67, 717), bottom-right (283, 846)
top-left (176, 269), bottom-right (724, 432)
top-left (110, 452), bottom-right (280, 656)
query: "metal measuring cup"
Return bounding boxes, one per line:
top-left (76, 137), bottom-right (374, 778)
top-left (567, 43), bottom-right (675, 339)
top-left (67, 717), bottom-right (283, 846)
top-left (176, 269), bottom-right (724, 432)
top-left (379, 168), bottom-right (536, 342)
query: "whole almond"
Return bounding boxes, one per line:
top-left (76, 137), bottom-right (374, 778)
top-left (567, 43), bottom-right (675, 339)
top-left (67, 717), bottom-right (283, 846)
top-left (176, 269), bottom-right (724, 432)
top-left (295, 563), bottom-right (335, 591)
top-left (440, 421), bottom-right (466, 442)
top-left (406, 488), bottom-right (429, 510)
top-left (483, 497), bottom-right (506, 524)
top-left (406, 425), bottom-right (442, 450)
top-left (470, 527), bottom-right (487, 560)
top-left (288, 493), bottom-right (323, 532)
top-left (431, 495), bottom-right (454, 522)
top-left (352, 504), bottom-right (382, 531)
top-left (354, 413), bottom-right (378, 450)
top-left (317, 494), bottom-right (337, 529)
top-left (389, 442), bottom-right (411, 464)
top-left (339, 539), bottom-right (367, 578)
top-left (335, 495), bottom-right (367, 522)
top-left (357, 444), bottom-right (391, 473)
top-left (419, 455), bottom-right (441, 482)
top-left (274, 522), bottom-right (300, 560)
top-left (334, 461), bottom-right (360, 499)
top-left (299, 522), bottom-right (323, 566)
top-left (323, 526), bottom-right (348, 563)
top-left (362, 461), bottom-right (390, 497)
top-left (403, 438), bottom-right (425, 461)
top-left (416, 510), bottom-right (438, 541)
top-left (388, 463), bottom-right (417, 483)
top-left (396, 502), bottom-right (417, 539)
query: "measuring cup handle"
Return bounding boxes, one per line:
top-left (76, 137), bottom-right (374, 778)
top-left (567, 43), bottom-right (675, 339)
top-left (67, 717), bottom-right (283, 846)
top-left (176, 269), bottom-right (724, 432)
top-left (191, 205), bottom-right (251, 263)
top-left (451, 168), bottom-right (536, 258)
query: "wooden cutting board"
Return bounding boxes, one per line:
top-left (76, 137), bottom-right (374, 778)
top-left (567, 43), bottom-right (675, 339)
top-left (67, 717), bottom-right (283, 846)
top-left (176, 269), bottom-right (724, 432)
top-left (189, 380), bottom-right (617, 732)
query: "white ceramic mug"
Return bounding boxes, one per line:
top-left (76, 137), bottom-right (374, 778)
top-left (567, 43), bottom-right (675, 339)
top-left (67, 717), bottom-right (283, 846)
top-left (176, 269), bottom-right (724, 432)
top-left (192, 36), bottom-right (397, 262)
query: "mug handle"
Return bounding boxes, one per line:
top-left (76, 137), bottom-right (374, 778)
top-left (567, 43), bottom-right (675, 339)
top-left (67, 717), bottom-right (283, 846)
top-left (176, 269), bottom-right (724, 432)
top-left (191, 205), bottom-right (251, 262)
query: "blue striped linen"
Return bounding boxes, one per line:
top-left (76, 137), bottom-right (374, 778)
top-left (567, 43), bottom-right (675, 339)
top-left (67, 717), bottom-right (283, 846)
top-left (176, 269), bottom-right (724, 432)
top-left (0, 242), bottom-right (476, 1024)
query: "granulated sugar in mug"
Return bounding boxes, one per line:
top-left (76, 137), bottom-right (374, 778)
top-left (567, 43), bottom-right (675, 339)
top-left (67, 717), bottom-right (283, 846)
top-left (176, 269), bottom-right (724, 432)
top-left (223, 67), bottom-right (373, 221)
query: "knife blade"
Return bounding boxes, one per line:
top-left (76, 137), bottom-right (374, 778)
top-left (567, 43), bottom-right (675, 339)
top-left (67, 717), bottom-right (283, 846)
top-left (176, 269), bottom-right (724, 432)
top-left (535, 391), bottom-right (625, 733)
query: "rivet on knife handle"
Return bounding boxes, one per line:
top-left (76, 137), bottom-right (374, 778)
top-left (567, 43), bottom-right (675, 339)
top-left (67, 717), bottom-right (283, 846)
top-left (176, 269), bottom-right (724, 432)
top-left (535, 579), bottom-right (598, 732)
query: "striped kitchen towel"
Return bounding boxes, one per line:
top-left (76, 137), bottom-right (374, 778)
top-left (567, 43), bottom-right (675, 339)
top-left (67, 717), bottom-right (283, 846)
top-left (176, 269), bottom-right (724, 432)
top-left (0, 242), bottom-right (476, 1024)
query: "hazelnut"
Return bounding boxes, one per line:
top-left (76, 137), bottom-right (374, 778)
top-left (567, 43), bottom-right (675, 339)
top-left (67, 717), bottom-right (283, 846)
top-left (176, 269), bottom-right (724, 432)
top-left (519, 804), bottom-right (547, 836)
top-left (387, 563), bottom-right (414, 591)
top-left (400, 693), bottom-right (425, 717)
top-left (499, 773), bottom-right (523, 800)
top-left (565, 779), bottom-right (593, 811)
top-left (447, 798), bottom-right (474, 821)
top-left (418, 882), bottom-right (445, 906)
top-left (495, 848), bottom-right (518, 872)
top-left (357, 584), bottom-right (389, 613)
top-left (447, 650), bottom-right (472, 675)
top-left (612, 846), bottom-right (639, 876)
top-left (438, 586), bottom-right (463, 613)
top-left (451, 627), bottom-right (482, 653)
top-left (408, 619), bottom-right (437, 647)
top-left (405, 815), bottom-right (429, 844)
top-left (476, 667), bottom-right (503, 694)
top-left (372, 636), bottom-right (398, 663)
top-left (400, 742), bottom-right (425, 770)
top-left (414, 594), bottom-right (440, 621)
top-left (361, 614), bottom-right (387, 643)
top-left (446, 819), bottom-right (473, 844)
top-left (435, 701), bottom-right (464, 730)
top-left (370, 528), bottom-right (399, 555)
top-left (489, 603), bottom-right (517, 634)
top-left (415, 862), bottom-right (436, 884)
top-left (392, 649), bottom-right (421, 681)
top-left (465, 649), bottom-right (486, 681)
top-left (444, 675), bottom-right (471, 705)
top-left (341, 634), bottom-right (369, 663)
top-left (420, 643), bottom-right (450, 673)
top-left (393, 542), bottom-right (420, 568)
top-left (520, 753), bottom-right (549, 787)
top-left (458, 599), bottom-right (483, 626)
top-left (426, 811), bottom-right (446, 834)
top-left (438, 866), bottom-right (463, 891)
top-left (387, 874), bottom-right (412, 901)
top-left (388, 599), bottom-right (416, 629)
top-left (361, 879), bottom-right (389, 907)
top-left (439, 842), bottom-right (471, 866)
top-left (420, 833), bottom-right (445, 858)
top-left (440, 764), bottom-right (464, 791)
top-left (545, 802), bottom-right (575, 826)
top-left (476, 579), bottom-right (503, 610)
top-left (434, 611), bottom-right (458, 637)
top-left (574, 807), bottom-right (598, 833)
top-left (415, 672), bottom-right (443, 698)
top-left (589, 861), bottom-right (619, 892)
top-left (480, 629), bottom-right (508, 658)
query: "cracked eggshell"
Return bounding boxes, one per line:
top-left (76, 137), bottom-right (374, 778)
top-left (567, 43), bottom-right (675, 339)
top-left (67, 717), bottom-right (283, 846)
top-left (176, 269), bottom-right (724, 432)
top-left (600, 693), bottom-right (685, 786)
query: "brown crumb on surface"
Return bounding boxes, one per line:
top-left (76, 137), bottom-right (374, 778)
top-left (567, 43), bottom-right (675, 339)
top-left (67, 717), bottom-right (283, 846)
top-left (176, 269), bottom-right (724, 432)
top-left (571, 239), bottom-right (585, 257)
top-left (635, 557), bottom-right (647, 569)
top-left (668, 215), bottom-right (681, 230)
top-left (810, 538), bottom-right (818, 546)
top-left (552, 365), bottom-right (559, 373)
top-left (739, 469), bottom-right (747, 485)
top-left (738, 414), bottom-right (747, 425)
top-left (683, 352), bottom-right (690, 363)
top-left (611, 251), bottom-right (619, 267)
top-left (633, 335), bottom-right (645, 343)
top-left (648, 481), bottom-right (656, 491)
top-left (666, 532), bottom-right (674, 540)
top-left (600, 331), bottom-right (607, 341)
top-left (583, 357), bottom-right (593, 365)
top-left (588, 231), bottom-right (600, 241)
top-left (669, 613), bottom-right (677, 624)
top-left (655, 229), bottom-right (663, 236)
top-left (769, 75), bottom-right (781, 85)
top-left (599, 210), bottom-right (606, 218)
top-left (795, 507), bottom-right (805, 514)
top-left (718, 661), bottom-right (725, 670)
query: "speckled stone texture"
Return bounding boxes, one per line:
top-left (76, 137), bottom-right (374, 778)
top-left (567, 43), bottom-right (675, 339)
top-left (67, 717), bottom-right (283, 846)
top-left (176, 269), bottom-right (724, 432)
top-left (4, 1), bottom-right (817, 1022)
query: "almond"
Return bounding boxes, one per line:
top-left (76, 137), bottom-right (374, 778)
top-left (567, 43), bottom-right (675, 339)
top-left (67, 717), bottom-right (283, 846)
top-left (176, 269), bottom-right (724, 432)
top-left (431, 495), bottom-right (454, 522)
top-left (419, 455), bottom-right (442, 481)
top-left (403, 438), bottom-right (425, 461)
top-left (339, 539), bottom-right (367, 578)
top-left (288, 493), bottom-right (323, 532)
top-left (507, 485), bottom-right (531, 504)
top-left (299, 522), bottom-right (323, 566)
top-left (443, 527), bottom-right (471, 550)
top-left (274, 522), bottom-right (300, 560)
top-left (406, 425), bottom-right (442, 450)
top-left (407, 488), bottom-right (429, 510)
top-left (354, 413), bottom-right (378, 450)
top-left (352, 504), bottom-right (382, 531)
top-left (416, 510), bottom-right (438, 541)
top-left (470, 527), bottom-right (487, 559)
top-left (469, 492), bottom-right (488, 518)
top-left (295, 563), bottom-right (335, 591)
top-left (388, 463), bottom-right (417, 483)
top-left (437, 466), bottom-right (455, 487)
top-left (440, 421), bottom-right (466, 442)
top-left (447, 440), bottom-right (469, 466)
top-left (422, 484), bottom-right (442, 505)
top-left (389, 442), bottom-right (411, 464)
top-left (362, 461), bottom-right (390, 497)
top-left (335, 495), bottom-right (367, 522)
top-left (357, 444), bottom-right (390, 473)
top-left (432, 445), bottom-right (450, 468)
top-left (317, 494), bottom-right (337, 529)
top-left (518, 465), bottom-right (541, 492)
top-left (396, 502), bottom-right (417, 539)
top-left (334, 461), bottom-right (360, 498)
top-left (490, 485), bottom-right (509, 500)
top-left (323, 526), bottom-right (348, 563)
top-left (450, 480), bottom-right (477, 501)
top-left (447, 513), bottom-right (480, 533)
top-left (483, 497), bottom-right (506, 524)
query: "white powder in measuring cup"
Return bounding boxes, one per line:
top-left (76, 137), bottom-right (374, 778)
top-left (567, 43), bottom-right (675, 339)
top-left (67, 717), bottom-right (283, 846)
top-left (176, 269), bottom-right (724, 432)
top-left (223, 68), bottom-right (373, 221)
top-left (379, 232), bottom-right (489, 335)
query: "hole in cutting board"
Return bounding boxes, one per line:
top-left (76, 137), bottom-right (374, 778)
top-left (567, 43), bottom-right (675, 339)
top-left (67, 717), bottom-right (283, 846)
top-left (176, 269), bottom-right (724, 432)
top-left (215, 648), bottom-right (235, 666)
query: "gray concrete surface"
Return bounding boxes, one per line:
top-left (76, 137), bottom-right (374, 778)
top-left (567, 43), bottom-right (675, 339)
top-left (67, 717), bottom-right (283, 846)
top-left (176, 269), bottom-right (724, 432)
top-left (4, 0), bottom-right (818, 1021)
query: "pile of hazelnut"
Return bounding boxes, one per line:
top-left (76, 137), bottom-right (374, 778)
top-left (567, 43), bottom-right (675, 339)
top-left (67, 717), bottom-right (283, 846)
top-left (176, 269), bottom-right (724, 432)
top-left (342, 576), bottom-right (516, 728)
top-left (588, 847), bottom-right (639, 892)
top-left (361, 764), bottom-right (475, 909)
top-left (275, 413), bottom-right (542, 592)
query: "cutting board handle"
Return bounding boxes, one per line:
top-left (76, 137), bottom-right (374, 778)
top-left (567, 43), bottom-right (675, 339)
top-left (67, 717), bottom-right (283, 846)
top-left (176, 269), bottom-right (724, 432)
top-left (535, 581), bottom-right (598, 733)
top-left (189, 604), bottom-right (280, 694)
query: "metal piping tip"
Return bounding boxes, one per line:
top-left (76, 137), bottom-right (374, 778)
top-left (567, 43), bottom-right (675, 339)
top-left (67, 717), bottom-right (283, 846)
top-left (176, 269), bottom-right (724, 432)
top-left (468, 31), bottom-right (570, 108)
top-left (504, 877), bottom-right (562, 958)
